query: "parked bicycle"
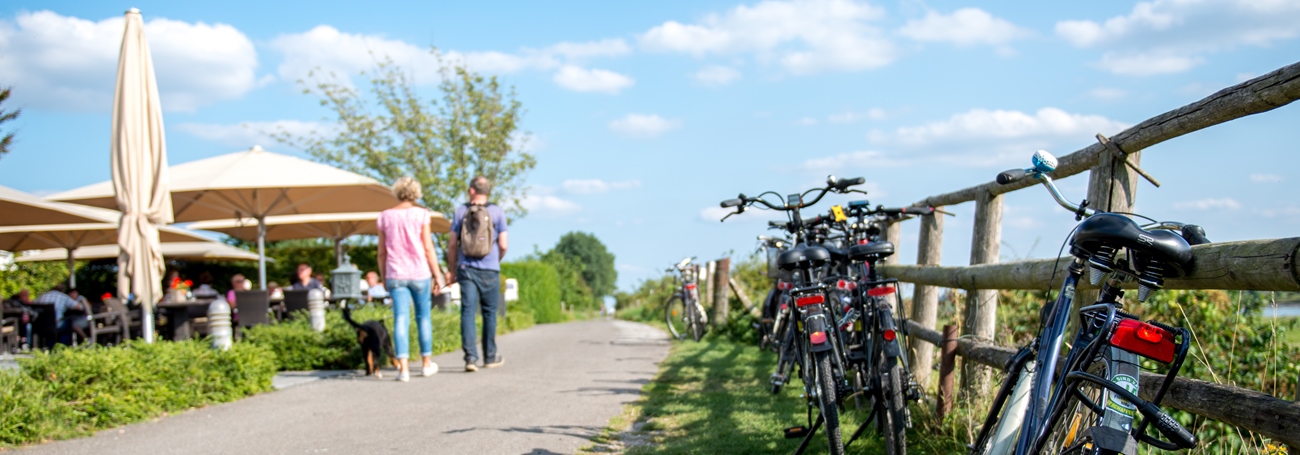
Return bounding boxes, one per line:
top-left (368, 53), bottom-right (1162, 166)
top-left (971, 150), bottom-right (1203, 454)
top-left (664, 257), bottom-right (709, 341)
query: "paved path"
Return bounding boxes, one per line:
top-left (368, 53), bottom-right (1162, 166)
top-left (20, 319), bottom-right (669, 455)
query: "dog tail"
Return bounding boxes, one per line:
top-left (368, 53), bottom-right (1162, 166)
top-left (341, 305), bottom-right (363, 330)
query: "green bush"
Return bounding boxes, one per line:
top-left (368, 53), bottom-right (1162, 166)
top-left (502, 260), bottom-right (564, 323)
top-left (0, 340), bottom-right (276, 446)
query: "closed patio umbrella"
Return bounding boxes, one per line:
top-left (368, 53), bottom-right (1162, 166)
top-left (187, 211), bottom-right (450, 267)
top-left (110, 8), bottom-right (174, 342)
top-left (15, 241), bottom-right (262, 263)
top-left (49, 146), bottom-right (398, 289)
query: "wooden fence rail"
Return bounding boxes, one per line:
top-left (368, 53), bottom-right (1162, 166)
top-left (905, 321), bottom-right (1300, 447)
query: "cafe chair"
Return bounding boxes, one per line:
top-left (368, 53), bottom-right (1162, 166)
top-left (87, 305), bottom-right (127, 346)
top-left (282, 289), bottom-right (310, 320)
top-left (103, 298), bottom-right (143, 340)
top-left (1, 316), bottom-right (18, 354)
top-left (234, 290), bottom-right (272, 338)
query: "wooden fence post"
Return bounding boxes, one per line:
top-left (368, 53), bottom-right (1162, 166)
top-left (712, 257), bottom-right (731, 327)
top-left (909, 209), bottom-right (944, 387)
top-left (961, 190), bottom-right (1002, 398)
top-left (884, 220), bottom-right (903, 265)
top-left (937, 324), bottom-right (959, 421)
top-left (1086, 142), bottom-right (1142, 214)
top-left (702, 261), bottom-right (713, 310)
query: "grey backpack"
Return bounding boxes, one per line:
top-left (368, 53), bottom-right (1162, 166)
top-left (459, 203), bottom-right (495, 259)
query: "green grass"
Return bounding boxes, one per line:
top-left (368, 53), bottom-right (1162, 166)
top-left (597, 338), bottom-right (965, 454)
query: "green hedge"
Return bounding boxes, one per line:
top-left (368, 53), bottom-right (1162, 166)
top-left (502, 260), bottom-right (565, 323)
top-left (0, 340), bottom-right (276, 446)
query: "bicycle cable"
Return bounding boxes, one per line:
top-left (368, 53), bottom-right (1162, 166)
top-left (1038, 222), bottom-right (1083, 334)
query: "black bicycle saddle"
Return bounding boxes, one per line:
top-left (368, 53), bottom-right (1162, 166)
top-left (1073, 213), bottom-right (1193, 276)
top-left (777, 244), bottom-right (831, 270)
top-left (849, 241), bottom-right (895, 263)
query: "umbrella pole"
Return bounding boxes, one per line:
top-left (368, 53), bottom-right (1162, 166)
top-left (66, 249), bottom-right (76, 289)
top-left (258, 217), bottom-right (267, 290)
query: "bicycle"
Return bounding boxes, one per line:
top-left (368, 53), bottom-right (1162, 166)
top-left (970, 150), bottom-right (1203, 454)
top-left (720, 175), bottom-right (869, 455)
top-left (664, 257), bottom-right (709, 341)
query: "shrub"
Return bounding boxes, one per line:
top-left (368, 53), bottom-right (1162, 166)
top-left (0, 340), bottom-right (276, 446)
top-left (502, 260), bottom-right (565, 323)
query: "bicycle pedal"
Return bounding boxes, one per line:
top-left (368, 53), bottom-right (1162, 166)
top-left (784, 426), bottom-right (810, 439)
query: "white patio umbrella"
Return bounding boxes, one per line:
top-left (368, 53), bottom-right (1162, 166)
top-left (110, 8), bottom-right (174, 342)
top-left (0, 222), bottom-right (215, 287)
top-left (49, 146), bottom-right (398, 289)
top-left (0, 185), bottom-right (116, 227)
top-left (187, 211), bottom-right (450, 267)
top-left (15, 241), bottom-right (261, 263)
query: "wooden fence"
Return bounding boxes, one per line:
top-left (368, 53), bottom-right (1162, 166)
top-left (870, 60), bottom-right (1300, 446)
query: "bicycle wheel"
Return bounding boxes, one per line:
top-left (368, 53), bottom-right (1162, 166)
top-left (814, 350), bottom-right (845, 455)
top-left (879, 361), bottom-right (908, 455)
top-left (771, 322), bottom-right (798, 394)
top-left (975, 360), bottom-right (1035, 455)
top-left (664, 295), bottom-right (687, 340)
top-left (1041, 350), bottom-right (1138, 454)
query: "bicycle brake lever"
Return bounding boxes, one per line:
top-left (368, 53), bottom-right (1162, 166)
top-left (721, 210), bottom-right (739, 222)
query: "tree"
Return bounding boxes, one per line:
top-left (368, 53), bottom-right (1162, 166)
top-left (0, 87), bottom-right (21, 160)
top-left (552, 231), bottom-right (616, 299)
top-left (273, 55), bottom-right (536, 219)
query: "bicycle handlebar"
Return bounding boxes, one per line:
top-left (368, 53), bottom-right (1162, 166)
top-left (720, 198), bottom-right (743, 208)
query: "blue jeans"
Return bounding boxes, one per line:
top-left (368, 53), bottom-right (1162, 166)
top-left (387, 278), bottom-right (433, 359)
top-left (459, 267), bottom-right (500, 363)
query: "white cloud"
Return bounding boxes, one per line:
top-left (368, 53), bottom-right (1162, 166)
top-left (552, 65), bottom-right (635, 94)
top-left (1085, 87), bottom-right (1128, 101)
top-left (0, 10), bottom-right (258, 112)
top-left (269, 26), bottom-right (629, 90)
top-left (799, 150), bottom-right (907, 173)
top-left (521, 194), bottom-right (581, 216)
top-left (827, 108), bottom-right (887, 123)
top-left (694, 65), bottom-right (742, 86)
top-left (878, 107), bottom-right (1130, 146)
top-left (1055, 0), bottom-right (1300, 76)
top-left (1174, 197), bottom-right (1241, 210)
top-left (797, 117), bottom-right (819, 126)
top-left (1095, 52), bottom-right (1202, 75)
top-left (1250, 173), bottom-right (1284, 183)
top-left (608, 114), bottom-right (681, 138)
top-left (639, 0), bottom-right (895, 74)
top-left (898, 8), bottom-right (1030, 47)
top-left (176, 120), bottom-right (332, 147)
top-left (561, 179), bottom-right (643, 194)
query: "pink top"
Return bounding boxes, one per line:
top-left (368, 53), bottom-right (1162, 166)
top-left (377, 207), bottom-right (433, 280)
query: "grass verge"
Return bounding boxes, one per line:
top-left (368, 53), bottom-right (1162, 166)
top-left (587, 337), bottom-right (965, 454)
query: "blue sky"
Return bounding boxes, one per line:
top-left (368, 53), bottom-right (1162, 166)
top-left (1, 0), bottom-right (1297, 290)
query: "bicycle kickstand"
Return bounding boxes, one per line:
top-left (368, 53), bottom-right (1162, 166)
top-left (791, 413), bottom-right (824, 455)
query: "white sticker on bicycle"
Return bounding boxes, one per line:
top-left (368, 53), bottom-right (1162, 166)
top-left (1108, 374), bottom-right (1139, 416)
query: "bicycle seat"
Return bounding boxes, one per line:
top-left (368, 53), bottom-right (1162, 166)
top-left (1073, 213), bottom-right (1193, 276)
top-left (848, 241), bottom-right (895, 263)
top-left (777, 244), bottom-right (831, 270)
top-left (819, 244), bottom-right (849, 263)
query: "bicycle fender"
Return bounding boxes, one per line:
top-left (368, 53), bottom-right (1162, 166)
top-left (884, 340), bottom-right (901, 358)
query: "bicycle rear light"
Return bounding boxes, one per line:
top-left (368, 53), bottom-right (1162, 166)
top-left (795, 295), bottom-right (825, 307)
top-left (882, 329), bottom-right (897, 342)
top-left (1110, 319), bottom-right (1176, 363)
top-left (777, 281), bottom-right (793, 290)
top-left (809, 331), bottom-right (828, 345)
top-left (867, 286), bottom-right (895, 297)
top-left (685, 283), bottom-right (696, 290)
top-left (835, 279), bottom-right (857, 291)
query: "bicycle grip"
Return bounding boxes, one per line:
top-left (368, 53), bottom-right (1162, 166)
top-left (836, 177), bottom-right (866, 188)
top-left (1138, 401), bottom-right (1197, 449)
top-left (720, 198), bottom-right (743, 208)
top-left (996, 168), bottom-right (1030, 185)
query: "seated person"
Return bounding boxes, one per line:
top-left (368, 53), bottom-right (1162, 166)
top-left (3, 289), bottom-right (36, 349)
top-left (364, 271), bottom-right (389, 303)
top-left (267, 281), bottom-right (284, 300)
top-left (34, 284), bottom-right (86, 344)
top-left (287, 263), bottom-right (323, 291)
top-left (193, 272), bottom-right (219, 298)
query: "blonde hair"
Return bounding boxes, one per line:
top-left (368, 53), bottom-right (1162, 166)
top-left (392, 176), bottom-right (422, 202)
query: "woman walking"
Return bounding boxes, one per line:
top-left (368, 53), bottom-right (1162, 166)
top-left (377, 177), bottom-right (446, 382)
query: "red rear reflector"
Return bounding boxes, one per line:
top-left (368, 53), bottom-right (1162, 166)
top-left (780, 303), bottom-right (788, 311)
top-left (882, 329), bottom-right (897, 341)
top-left (836, 279), bottom-right (857, 291)
top-left (795, 295), bottom-right (825, 307)
top-left (685, 284), bottom-right (696, 290)
top-left (867, 287), bottom-right (895, 297)
top-left (809, 331), bottom-right (827, 345)
top-left (777, 281), bottom-right (793, 290)
top-left (858, 239), bottom-right (869, 245)
top-left (1110, 319), bottom-right (1175, 363)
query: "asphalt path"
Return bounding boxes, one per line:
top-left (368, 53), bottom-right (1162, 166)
top-left (20, 319), bottom-right (669, 455)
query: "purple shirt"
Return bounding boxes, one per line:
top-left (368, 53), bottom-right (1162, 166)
top-left (451, 203), bottom-right (508, 271)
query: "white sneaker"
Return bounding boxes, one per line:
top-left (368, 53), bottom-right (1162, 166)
top-left (397, 370), bottom-right (410, 382)
top-left (422, 363), bottom-right (439, 377)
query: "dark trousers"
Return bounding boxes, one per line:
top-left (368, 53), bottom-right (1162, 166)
top-left (459, 267), bottom-right (501, 363)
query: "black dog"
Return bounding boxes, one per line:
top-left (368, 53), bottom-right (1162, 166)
top-left (342, 306), bottom-right (398, 378)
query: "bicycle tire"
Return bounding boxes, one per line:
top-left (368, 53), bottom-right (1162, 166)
top-left (1040, 349), bottom-right (1140, 454)
top-left (814, 350), bottom-right (845, 455)
top-left (664, 295), bottom-right (687, 340)
top-left (880, 361), bottom-right (908, 455)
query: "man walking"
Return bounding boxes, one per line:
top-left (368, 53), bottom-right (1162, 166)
top-left (447, 175), bottom-right (508, 372)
